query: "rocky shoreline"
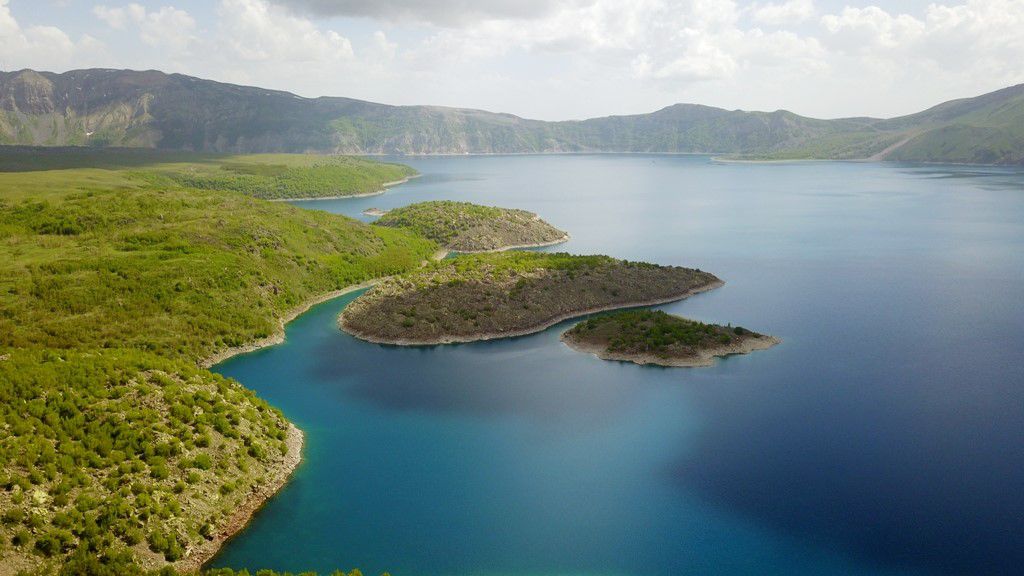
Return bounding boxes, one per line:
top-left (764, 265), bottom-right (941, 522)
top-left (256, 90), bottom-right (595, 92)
top-left (451, 233), bottom-right (571, 253)
top-left (173, 424), bottom-right (304, 572)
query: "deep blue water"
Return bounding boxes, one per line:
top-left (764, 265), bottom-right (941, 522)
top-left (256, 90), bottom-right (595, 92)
top-left (211, 155), bottom-right (1024, 576)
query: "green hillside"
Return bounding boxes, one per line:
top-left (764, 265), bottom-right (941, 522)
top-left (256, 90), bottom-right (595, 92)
top-left (739, 84), bottom-right (1024, 163)
top-left (0, 148), bottom-right (436, 573)
top-left (374, 201), bottom-right (568, 252)
top-left (2, 69), bottom-right (1022, 164)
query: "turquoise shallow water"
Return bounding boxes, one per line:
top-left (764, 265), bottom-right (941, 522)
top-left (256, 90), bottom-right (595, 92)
top-left (211, 155), bottom-right (1024, 576)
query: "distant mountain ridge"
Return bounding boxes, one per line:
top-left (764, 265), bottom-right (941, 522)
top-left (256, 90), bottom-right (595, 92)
top-left (2, 68), bottom-right (1023, 164)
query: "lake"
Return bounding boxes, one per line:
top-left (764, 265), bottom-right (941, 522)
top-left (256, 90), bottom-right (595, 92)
top-left (210, 155), bottom-right (1024, 576)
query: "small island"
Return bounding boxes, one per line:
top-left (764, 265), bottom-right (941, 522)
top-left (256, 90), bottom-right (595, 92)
top-left (373, 200), bottom-right (569, 252)
top-left (562, 309), bottom-right (779, 367)
top-left (363, 207), bottom-right (389, 216)
top-left (339, 252), bottom-right (722, 345)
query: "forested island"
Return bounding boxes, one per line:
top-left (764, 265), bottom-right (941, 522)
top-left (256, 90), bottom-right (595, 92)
top-left (339, 252), bottom-right (722, 345)
top-left (373, 201), bottom-right (569, 252)
top-left (562, 310), bottom-right (779, 367)
top-left (0, 148), bottom-right (436, 574)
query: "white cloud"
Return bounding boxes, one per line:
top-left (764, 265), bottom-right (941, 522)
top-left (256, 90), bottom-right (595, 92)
top-left (370, 31), bottom-right (397, 60)
top-left (93, 5), bottom-right (130, 29)
top-left (217, 0), bottom-right (354, 62)
top-left (751, 0), bottom-right (815, 26)
top-left (821, 6), bottom-right (925, 49)
top-left (820, 1), bottom-right (1024, 84)
top-left (268, 0), bottom-right (595, 27)
top-left (93, 4), bottom-right (196, 53)
top-left (404, 0), bottom-right (824, 85)
top-left (0, 0), bottom-right (102, 70)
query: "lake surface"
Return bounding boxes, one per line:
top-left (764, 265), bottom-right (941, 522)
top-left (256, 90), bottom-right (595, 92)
top-left (210, 155), bottom-right (1024, 576)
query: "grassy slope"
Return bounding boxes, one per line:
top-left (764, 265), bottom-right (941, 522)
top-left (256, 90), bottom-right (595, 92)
top-left (885, 124), bottom-right (1024, 164)
top-left (373, 201), bottom-right (567, 252)
top-left (0, 148), bottom-right (436, 573)
top-left (753, 85), bottom-right (1024, 163)
top-left (339, 252), bottom-right (720, 344)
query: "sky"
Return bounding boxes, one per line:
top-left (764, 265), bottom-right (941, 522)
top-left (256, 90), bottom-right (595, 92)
top-left (3, 0), bottom-right (1023, 120)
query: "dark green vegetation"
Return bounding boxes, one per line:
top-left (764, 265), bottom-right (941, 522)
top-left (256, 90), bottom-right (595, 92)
top-left (0, 350), bottom-right (291, 571)
top-left (373, 201), bottom-right (568, 252)
top-left (563, 309), bottom-right (777, 367)
top-left (2, 68), bottom-right (1023, 164)
top-left (0, 147), bottom-right (437, 572)
top-left (339, 252), bottom-right (721, 345)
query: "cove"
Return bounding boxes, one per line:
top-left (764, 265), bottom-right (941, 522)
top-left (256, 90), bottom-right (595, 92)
top-left (210, 155), bottom-right (1024, 576)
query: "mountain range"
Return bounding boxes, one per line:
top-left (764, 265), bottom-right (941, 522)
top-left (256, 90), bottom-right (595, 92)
top-left (1, 68), bottom-right (1022, 164)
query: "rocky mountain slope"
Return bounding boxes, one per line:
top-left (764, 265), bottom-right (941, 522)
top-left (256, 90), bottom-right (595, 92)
top-left (2, 68), bottom-right (1022, 163)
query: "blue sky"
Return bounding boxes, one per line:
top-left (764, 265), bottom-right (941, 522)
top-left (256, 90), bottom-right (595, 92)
top-left (4, 0), bottom-right (1023, 120)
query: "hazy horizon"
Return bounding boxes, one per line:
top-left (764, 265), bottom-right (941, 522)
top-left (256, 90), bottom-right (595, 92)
top-left (4, 0), bottom-right (1024, 121)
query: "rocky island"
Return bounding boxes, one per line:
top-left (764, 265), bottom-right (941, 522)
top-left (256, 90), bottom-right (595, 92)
top-left (339, 252), bottom-right (722, 345)
top-left (373, 200), bottom-right (569, 252)
top-left (562, 309), bottom-right (779, 367)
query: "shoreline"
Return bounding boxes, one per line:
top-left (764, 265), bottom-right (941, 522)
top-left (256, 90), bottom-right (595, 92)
top-left (561, 333), bottom-right (780, 367)
top-left (449, 233), bottom-right (571, 254)
top-left (177, 423), bottom-right (304, 573)
top-left (189, 249), bottom-right (451, 568)
top-left (266, 174), bottom-right (420, 203)
top-left (710, 156), bottom-right (837, 165)
top-left (349, 152), bottom-right (1022, 168)
top-left (200, 247), bottom-right (449, 368)
top-left (188, 282), bottom-right (380, 569)
top-left (200, 279), bottom-right (384, 369)
top-left (338, 279), bottom-right (724, 346)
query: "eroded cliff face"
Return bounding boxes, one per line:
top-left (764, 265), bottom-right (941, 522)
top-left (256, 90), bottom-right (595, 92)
top-left (1, 70), bottom-right (57, 114)
top-left (0, 70), bottom-right (159, 147)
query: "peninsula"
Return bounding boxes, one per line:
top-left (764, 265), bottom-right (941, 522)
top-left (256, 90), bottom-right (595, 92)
top-left (339, 252), bottom-right (722, 345)
top-left (562, 310), bottom-right (779, 367)
top-left (0, 147), bottom-right (437, 574)
top-left (373, 200), bottom-right (569, 252)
